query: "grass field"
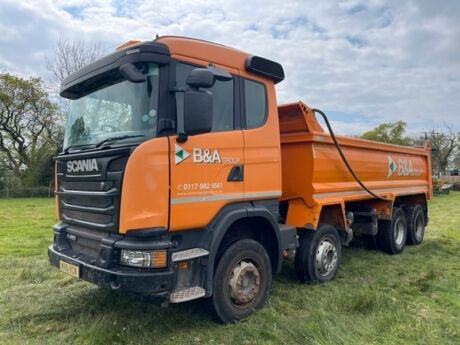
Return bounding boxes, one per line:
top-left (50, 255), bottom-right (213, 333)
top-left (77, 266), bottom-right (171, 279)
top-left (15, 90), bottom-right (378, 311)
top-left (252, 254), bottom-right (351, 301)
top-left (0, 194), bottom-right (459, 345)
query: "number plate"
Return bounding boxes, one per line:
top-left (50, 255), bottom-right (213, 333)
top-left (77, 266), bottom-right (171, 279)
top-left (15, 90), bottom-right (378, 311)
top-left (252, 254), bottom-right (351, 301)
top-left (59, 260), bottom-right (80, 278)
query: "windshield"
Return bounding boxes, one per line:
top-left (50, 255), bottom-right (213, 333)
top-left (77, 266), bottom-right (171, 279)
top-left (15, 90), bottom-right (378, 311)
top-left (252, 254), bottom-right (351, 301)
top-left (63, 63), bottom-right (159, 150)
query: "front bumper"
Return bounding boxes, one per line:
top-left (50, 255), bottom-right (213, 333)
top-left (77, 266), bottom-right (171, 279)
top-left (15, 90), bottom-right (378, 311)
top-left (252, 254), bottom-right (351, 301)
top-left (48, 245), bottom-right (174, 298)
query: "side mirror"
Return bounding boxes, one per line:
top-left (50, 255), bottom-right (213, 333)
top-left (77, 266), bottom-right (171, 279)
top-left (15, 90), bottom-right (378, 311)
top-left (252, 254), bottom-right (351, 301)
top-left (181, 67), bottom-right (232, 138)
top-left (119, 63), bottom-right (146, 83)
top-left (183, 88), bottom-right (213, 136)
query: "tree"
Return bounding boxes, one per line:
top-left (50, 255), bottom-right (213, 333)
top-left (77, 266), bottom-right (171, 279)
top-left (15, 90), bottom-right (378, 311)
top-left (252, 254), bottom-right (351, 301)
top-left (0, 72), bottom-right (63, 185)
top-left (417, 129), bottom-right (458, 177)
top-left (360, 121), bottom-right (413, 146)
top-left (454, 135), bottom-right (460, 170)
top-left (45, 38), bottom-right (105, 121)
top-left (45, 38), bottom-right (104, 91)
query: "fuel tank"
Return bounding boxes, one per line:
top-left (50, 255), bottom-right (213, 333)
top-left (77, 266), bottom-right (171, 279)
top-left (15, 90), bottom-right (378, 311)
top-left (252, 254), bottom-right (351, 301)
top-left (279, 102), bottom-right (432, 212)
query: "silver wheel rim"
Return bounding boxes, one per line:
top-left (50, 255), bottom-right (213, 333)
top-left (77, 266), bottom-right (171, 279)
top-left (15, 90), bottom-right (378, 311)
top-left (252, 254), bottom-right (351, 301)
top-left (394, 218), bottom-right (405, 247)
top-left (315, 239), bottom-right (338, 276)
top-left (229, 260), bottom-right (261, 306)
top-left (414, 213), bottom-right (424, 241)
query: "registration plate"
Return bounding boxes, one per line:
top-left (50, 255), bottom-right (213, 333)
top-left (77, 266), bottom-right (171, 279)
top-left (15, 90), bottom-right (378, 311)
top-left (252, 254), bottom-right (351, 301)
top-left (59, 260), bottom-right (80, 278)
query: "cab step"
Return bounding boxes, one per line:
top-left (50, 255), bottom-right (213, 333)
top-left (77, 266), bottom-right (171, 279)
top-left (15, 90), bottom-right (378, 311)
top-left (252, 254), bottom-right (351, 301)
top-left (169, 286), bottom-right (206, 303)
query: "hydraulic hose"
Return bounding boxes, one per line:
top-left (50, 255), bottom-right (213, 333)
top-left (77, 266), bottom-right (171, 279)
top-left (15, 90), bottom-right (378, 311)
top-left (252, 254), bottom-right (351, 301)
top-left (312, 108), bottom-right (389, 201)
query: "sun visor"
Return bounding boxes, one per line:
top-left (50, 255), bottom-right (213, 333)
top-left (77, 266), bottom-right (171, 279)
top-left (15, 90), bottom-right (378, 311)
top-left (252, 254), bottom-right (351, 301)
top-left (60, 42), bottom-right (170, 100)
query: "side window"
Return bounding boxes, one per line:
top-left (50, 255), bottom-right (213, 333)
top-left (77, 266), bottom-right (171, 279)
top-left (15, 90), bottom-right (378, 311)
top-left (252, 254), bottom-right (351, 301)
top-left (175, 62), bottom-right (234, 132)
top-left (244, 79), bottom-right (267, 129)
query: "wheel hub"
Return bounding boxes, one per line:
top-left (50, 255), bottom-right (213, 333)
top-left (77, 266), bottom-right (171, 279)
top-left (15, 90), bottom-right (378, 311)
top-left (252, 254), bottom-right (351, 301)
top-left (394, 218), bottom-right (405, 247)
top-left (415, 213), bottom-right (424, 240)
top-left (229, 260), bottom-right (260, 305)
top-left (315, 239), bottom-right (338, 276)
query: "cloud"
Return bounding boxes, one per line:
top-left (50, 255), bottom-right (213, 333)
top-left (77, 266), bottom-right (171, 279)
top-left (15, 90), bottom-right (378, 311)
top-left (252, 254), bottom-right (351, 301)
top-left (0, 0), bottom-right (459, 136)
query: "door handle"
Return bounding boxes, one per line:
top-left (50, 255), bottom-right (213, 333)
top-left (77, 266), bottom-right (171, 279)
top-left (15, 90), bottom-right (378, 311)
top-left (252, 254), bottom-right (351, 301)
top-left (227, 165), bottom-right (244, 182)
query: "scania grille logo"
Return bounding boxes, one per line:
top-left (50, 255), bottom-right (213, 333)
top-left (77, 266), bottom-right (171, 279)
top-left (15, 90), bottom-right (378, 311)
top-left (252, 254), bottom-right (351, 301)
top-left (67, 159), bottom-right (99, 173)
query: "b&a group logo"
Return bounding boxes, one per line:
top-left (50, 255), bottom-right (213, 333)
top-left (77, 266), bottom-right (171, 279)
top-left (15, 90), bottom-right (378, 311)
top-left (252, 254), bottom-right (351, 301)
top-left (175, 144), bottom-right (191, 165)
top-left (387, 155), bottom-right (397, 178)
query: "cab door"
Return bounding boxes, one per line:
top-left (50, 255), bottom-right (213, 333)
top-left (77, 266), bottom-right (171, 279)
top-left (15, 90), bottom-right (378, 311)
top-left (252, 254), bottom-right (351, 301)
top-left (241, 77), bottom-right (282, 201)
top-left (169, 61), bottom-right (244, 230)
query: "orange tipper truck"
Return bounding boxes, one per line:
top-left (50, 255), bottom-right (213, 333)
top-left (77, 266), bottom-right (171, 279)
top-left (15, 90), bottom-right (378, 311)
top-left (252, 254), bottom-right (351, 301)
top-left (49, 36), bottom-right (432, 323)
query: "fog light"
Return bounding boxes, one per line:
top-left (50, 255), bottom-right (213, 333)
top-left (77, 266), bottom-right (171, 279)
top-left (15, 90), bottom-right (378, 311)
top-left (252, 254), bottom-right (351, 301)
top-left (120, 249), bottom-right (167, 268)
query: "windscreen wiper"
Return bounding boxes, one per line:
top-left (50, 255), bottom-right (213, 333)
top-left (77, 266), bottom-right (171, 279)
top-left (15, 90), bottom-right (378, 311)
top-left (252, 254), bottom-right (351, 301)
top-left (95, 134), bottom-right (145, 148)
top-left (64, 143), bottom-right (96, 154)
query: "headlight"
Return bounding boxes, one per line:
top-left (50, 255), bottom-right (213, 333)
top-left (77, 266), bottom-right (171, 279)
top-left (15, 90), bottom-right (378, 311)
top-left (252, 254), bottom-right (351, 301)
top-left (120, 249), bottom-right (167, 268)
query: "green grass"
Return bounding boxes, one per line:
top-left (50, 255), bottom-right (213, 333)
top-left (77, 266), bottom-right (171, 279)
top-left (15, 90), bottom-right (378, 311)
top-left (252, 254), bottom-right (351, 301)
top-left (0, 194), bottom-right (459, 345)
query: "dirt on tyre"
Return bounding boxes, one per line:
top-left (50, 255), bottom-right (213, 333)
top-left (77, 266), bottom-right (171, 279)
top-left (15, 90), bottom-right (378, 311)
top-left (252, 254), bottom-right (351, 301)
top-left (376, 207), bottom-right (407, 254)
top-left (295, 224), bottom-right (342, 283)
top-left (212, 239), bottom-right (272, 323)
top-left (405, 204), bottom-right (426, 245)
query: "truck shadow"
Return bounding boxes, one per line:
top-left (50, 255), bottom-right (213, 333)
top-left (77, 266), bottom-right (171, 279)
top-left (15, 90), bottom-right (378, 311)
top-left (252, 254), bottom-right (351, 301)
top-left (19, 285), bottom-right (220, 335)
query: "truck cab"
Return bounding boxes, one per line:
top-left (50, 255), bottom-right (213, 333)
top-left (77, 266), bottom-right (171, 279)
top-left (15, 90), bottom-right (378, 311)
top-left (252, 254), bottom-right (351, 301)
top-left (49, 36), bottom-right (297, 323)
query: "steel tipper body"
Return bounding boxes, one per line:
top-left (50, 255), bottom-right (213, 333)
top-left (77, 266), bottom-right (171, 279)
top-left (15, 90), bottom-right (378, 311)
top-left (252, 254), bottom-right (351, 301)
top-left (278, 101), bottom-right (432, 231)
top-left (49, 36), bottom-right (297, 321)
top-left (49, 35), bottom-right (431, 323)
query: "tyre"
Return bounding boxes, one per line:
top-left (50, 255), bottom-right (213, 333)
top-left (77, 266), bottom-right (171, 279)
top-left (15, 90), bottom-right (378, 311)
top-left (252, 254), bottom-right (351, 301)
top-left (295, 224), bottom-right (342, 283)
top-left (212, 239), bottom-right (272, 323)
top-left (376, 207), bottom-right (407, 254)
top-left (405, 204), bottom-right (425, 245)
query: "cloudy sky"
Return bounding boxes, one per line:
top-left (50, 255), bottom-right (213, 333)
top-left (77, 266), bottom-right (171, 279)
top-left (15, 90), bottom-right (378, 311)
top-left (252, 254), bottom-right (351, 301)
top-left (0, 0), bottom-right (459, 136)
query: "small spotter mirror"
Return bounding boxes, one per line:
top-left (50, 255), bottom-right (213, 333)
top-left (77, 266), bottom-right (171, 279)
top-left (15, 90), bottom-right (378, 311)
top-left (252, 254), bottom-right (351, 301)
top-left (186, 68), bottom-right (215, 89)
top-left (119, 63), bottom-right (147, 83)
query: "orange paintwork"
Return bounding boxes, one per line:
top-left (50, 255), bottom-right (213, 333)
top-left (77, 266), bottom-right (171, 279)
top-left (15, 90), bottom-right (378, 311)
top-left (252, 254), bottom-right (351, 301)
top-left (279, 101), bottom-right (432, 228)
top-left (243, 78), bottom-right (282, 203)
top-left (116, 39), bottom-right (142, 51)
top-left (154, 36), bottom-right (282, 231)
top-left (168, 130), bottom-right (244, 230)
top-left (119, 137), bottom-right (169, 233)
top-left (102, 36), bottom-right (431, 233)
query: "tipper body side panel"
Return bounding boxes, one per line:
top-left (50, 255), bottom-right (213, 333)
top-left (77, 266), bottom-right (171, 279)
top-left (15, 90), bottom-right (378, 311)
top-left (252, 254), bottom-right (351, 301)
top-left (279, 102), bottom-right (432, 228)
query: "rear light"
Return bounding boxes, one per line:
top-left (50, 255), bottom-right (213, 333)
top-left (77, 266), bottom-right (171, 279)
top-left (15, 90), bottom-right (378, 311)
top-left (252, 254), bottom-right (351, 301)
top-left (120, 249), bottom-right (167, 268)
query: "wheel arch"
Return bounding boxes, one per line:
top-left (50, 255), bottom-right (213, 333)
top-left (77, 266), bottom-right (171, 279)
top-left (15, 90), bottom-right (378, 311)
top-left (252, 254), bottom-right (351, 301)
top-left (205, 203), bottom-right (282, 297)
top-left (394, 193), bottom-right (428, 224)
top-left (318, 203), bottom-right (347, 232)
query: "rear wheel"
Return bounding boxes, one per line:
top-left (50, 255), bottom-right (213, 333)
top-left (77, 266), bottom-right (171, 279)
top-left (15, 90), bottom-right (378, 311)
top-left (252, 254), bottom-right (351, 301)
top-left (377, 207), bottom-right (407, 254)
top-left (295, 224), bottom-right (342, 283)
top-left (212, 239), bottom-right (271, 323)
top-left (405, 204), bottom-right (425, 245)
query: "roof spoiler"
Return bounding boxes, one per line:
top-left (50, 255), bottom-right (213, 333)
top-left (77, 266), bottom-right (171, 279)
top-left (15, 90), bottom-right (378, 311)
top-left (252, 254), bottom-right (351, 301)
top-left (245, 55), bottom-right (285, 84)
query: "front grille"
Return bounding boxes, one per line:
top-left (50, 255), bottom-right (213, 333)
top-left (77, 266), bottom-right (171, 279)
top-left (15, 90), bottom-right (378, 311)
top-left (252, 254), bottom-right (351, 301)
top-left (66, 226), bottom-right (112, 259)
top-left (64, 195), bottom-right (113, 208)
top-left (56, 147), bottom-right (131, 233)
top-left (64, 209), bottom-right (113, 225)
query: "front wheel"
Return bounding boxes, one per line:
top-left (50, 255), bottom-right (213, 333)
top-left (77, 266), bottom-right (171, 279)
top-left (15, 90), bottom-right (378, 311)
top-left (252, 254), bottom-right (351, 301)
top-left (212, 239), bottom-right (272, 323)
top-left (295, 224), bottom-right (342, 283)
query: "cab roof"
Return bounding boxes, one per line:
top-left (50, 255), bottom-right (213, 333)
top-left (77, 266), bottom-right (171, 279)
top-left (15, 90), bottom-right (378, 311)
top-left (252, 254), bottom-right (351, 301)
top-left (155, 36), bottom-right (284, 83)
top-left (155, 35), bottom-right (250, 71)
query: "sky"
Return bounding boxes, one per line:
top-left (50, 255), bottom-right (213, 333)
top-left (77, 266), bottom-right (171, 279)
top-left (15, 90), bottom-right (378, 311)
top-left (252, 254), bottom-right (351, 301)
top-left (0, 0), bottom-right (459, 136)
